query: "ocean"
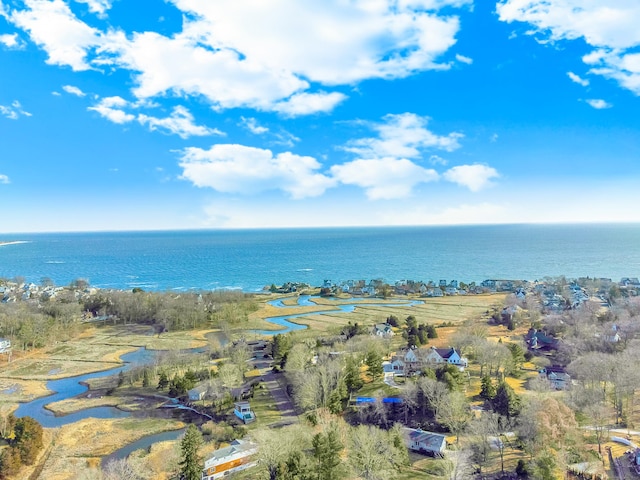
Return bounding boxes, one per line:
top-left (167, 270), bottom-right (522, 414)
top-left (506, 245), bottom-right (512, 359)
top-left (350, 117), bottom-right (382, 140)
top-left (1, 224), bottom-right (639, 292)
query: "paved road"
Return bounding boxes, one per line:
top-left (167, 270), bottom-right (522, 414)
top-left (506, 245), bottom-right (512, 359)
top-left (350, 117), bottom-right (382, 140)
top-left (254, 357), bottom-right (298, 426)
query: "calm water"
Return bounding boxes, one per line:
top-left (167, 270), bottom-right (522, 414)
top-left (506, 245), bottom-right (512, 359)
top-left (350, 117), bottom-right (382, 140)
top-left (1, 224), bottom-right (639, 291)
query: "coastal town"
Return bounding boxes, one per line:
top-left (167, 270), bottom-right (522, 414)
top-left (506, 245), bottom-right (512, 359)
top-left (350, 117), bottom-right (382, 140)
top-left (0, 274), bottom-right (639, 479)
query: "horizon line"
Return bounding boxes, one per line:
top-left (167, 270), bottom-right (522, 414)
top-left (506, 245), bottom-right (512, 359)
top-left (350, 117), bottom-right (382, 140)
top-left (2, 220), bottom-right (640, 236)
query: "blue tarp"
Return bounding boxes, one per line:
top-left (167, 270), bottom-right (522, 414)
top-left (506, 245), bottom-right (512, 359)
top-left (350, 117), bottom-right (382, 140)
top-left (355, 397), bottom-right (403, 404)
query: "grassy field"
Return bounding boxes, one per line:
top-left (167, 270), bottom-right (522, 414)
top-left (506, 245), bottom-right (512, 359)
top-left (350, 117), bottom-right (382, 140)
top-left (246, 293), bottom-right (506, 336)
top-left (35, 417), bottom-right (185, 480)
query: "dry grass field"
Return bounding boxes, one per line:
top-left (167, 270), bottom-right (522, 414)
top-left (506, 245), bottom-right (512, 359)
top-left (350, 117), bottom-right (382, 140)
top-left (35, 417), bottom-right (185, 480)
top-left (246, 293), bottom-right (506, 336)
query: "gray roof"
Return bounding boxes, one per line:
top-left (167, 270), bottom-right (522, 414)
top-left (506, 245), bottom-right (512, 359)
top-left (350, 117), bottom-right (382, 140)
top-left (208, 439), bottom-right (256, 462)
top-left (404, 428), bottom-right (446, 452)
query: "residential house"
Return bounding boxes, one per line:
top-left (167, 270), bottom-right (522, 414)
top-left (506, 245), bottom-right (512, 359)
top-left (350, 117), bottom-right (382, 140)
top-left (188, 383), bottom-right (209, 402)
top-left (404, 428), bottom-right (446, 456)
top-left (233, 401), bottom-right (256, 424)
top-left (424, 346), bottom-right (468, 369)
top-left (444, 286), bottom-right (458, 295)
top-left (372, 323), bottom-right (394, 338)
top-left (389, 358), bottom-right (405, 376)
top-left (0, 338), bottom-right (10, 353)
top-left (202, 439), bottom-right (258, 480)
top-left (526, 329), bottom-right (559, 351)
top-left (539, 367), bottom-right (572, 390)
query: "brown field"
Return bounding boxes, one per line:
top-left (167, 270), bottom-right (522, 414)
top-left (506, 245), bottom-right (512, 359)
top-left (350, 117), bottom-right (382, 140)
top-left (247, 293), bottom-right (506, 336)
top-left (35, 417), bottom-right (185, 480)
top-left (0, 377), bottom-right (51, 404)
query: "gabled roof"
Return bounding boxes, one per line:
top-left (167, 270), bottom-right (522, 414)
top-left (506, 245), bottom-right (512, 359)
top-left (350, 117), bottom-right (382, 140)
top-left (207, 439), bottom-right (256, 463)
top-left (404, 428), bottom-right (446, 452)
top-left (373, 323), bottom-right (392, 333)
top-left (431, 347), bottom-right (456, 359)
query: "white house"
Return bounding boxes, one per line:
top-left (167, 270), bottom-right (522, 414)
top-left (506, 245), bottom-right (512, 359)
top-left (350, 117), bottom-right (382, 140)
top-left (202, 439), bottom-right (258, 480)
top-left (404, 428), bottom-right (446, 456)
top-left (0, 338), bottom-right (11, 354)
top-left (424, 347), bottom-right (468, 369)
top-left (372, 323), bottom-right (394, 338)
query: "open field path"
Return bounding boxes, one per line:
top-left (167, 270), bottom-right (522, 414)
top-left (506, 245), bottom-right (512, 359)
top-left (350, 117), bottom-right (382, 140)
top-left (261, 370), bottom-right (298, 426)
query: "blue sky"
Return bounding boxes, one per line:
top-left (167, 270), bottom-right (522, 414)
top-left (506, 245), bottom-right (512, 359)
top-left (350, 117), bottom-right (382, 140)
top-left (1, 0), bottom-right (639, 232)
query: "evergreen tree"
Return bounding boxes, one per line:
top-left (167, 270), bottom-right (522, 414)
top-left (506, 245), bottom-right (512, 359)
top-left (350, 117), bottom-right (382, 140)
top-left (417, 325), bottom-right (428, 345)
top-left (506, 343), bottom-right (526, 372)
top-left (179, 424), bottom-right (203, 480)
top-left (365, 351), bottom-right (383, 381)
top-left (426, 324), bottom-right (438, 338)
top-left (157, 371), bottom-right (169, 390)
top-left (480, 375), bottom-right (496, 400)
top-left (142, 368), bottom-right (150, 388)
top-left (344, 357), bottom-right (364, 393)
top-left (328, 388), bottom-right (345, 415)
top-left (405, 315), bottom-right (418, 330)
top-left (312, 428), bottom-right (344, 480)
top-left (492, 381), bottom-right (521, 419)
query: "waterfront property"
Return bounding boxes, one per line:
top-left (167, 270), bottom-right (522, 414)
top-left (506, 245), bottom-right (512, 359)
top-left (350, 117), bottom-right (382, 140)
top-left (202, 439), bottom-right (258, 480)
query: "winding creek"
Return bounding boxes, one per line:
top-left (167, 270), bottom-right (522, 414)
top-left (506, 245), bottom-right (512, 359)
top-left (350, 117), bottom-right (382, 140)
top-left (13, 294), bottom-right (421, 461)
top-left (255, 294), bottom-right (422, 335)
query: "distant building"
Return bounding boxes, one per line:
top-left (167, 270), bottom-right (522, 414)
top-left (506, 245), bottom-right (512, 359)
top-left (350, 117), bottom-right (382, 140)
top-left (202, 439), bottom-right (258, 480)
top-left (372, 323), bottom-right (394, 338)
top-left (0, 338), bottom-right (11, 353)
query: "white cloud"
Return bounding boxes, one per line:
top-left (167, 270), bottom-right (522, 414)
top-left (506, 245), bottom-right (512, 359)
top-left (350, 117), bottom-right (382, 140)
top-left (74, 0), bottom-right (111, 16)
top-left (497, 0), bottom-right (640, 49)
top-left (455, 53), bottom-right (473, 64)
top-left (429, 154), bottom-right (448, 166)
top-left (4, 0), bottom-right (469, 113)
top-left (6, 0), bottom-right (101, 71)
top-left (443, 164), bottom-right (499, 191)
top-left (88, 96), bottom-right (135, 124)
top-left (584, 49), bottom-right (640, 95)
top-left (179, 144), bottom-right (336, 199)
top-left (0, 33), bottom-right (23, 49)
top-left (239, 117), bottom-right (268, 135)
top-left (0, 174), bottom-right (9, 184)
top-left (497, 0), bottom-right (640, 94)
top-left (0, 101), bottom-right (31, 119)
top-left (331, 158), bottom-right (439, 200)
top-left (89, 97), bottom-right (223, 137)
top-left (345, 113), bottom-right (463, 159)
top-left (138, 106), bottom-right (224, 139)
top-left (490, 133), bottom-right (499, 142)
top-left (62, 84), bottom-right (86, 96)
top-left (272, 92), bottom-right (347, 117)
top-left (585, 98), bottom-right (612, 109)
top-left (271, 130), bottom-right (300, 148)
top-left (567, 71), bottom-right (589, 86)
